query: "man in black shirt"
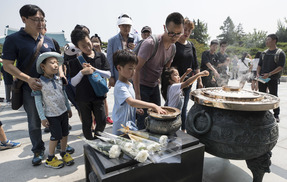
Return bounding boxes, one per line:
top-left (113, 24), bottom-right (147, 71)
top-left (200, 40), bottom-right (220, 87)
top-left (216, 41), bottom-right (230, 86)
top-left (257, 34), bottom-right (286, 123)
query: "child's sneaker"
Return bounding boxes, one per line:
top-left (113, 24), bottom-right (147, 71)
top-left (0, 140), bottom-right (21, 150)
top-left (56, 143), bottom-right (75, 154)
top-left (45, 156), bottom-right (64, 169)
top-left (62, 153), bottom-right (74, 166)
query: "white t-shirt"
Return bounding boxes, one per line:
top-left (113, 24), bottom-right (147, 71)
top-left (238, 58), bottom-right (251, 72)
top-left (167, 83), bottom-right (183, 110)
top-left (251, 58), bottom-right (259, 71)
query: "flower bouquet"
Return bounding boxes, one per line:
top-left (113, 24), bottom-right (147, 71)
top-left (118, 125), bottom-right (169, 146)
top-left (81, 137), bottom-right (121, 159)
top-left (128, 134), bottom-right (161, 153)
top-left (98, 132), bottom-right (149, 163)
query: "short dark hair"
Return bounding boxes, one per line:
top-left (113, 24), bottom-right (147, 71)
top-left (220, 40), bottom-right (227, 46)
top-left (113, 50), bottom-right (138, 71)
top-left (267, 34), bottom-right (278, 43)
top-left (19, 4), bottom-right (45, 18)
top-left (210, 39), bottom-right (219, 46)
top-left (74, 24), bottom-right (90, 34)
top-left (71, 29), bottom-right (89, 47)
top-left (91, 34), bottom-right (102, 45)
top-left (165, 12), bottom-right (184, 26)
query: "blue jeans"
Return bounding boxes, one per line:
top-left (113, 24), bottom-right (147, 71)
top-left (181, 85), bottom-right (192, 130)
top-left (23, 85), bottom-right (45, 153)
top-left (136, 84), bottom-right (161, 130)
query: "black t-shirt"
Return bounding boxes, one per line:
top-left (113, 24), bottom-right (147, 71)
top-left (216, 52), bottom-right (229, 74)
top-left (200, 50), bottom-right (218, 72)
top-left (69, 50), bottom-right (110, 102)
top-left (171, 41), bottom-right (198, 77)
top-left (258, 48), bottom-right (286, 79)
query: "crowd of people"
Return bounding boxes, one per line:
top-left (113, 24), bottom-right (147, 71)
top-left (0, 4), bottom-right (285, 170)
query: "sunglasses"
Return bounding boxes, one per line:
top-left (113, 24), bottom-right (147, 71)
top-left (165, 26), bottom-right (183, 38)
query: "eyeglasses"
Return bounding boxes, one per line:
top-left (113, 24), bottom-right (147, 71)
top-left (28, 17), bottom-right (47, 23)
top-left (165, 26), bottom-right (183, 37)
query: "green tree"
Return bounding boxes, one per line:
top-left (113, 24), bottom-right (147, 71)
top-left (241, 29), bottom-right (267, 48)
top-left (234, 23), bottom-right (245, 46)
top-left (190, 19), bottom-right (209, 45)
top-left (189, 38), bottom-right (207, 64)
top-left (276, 18), bottom-right (287, 42)
top-left (217, 16), bottom-right (236, 44)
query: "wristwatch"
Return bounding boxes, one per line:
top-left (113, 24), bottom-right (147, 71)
top-left (268, 73), bottom-right (271, 77)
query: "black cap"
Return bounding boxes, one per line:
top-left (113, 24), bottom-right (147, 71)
top-left (141, 26), bottom-right (152, 33)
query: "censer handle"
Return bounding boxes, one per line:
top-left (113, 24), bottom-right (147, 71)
top-left (191, 110), bottom-right (212, 135)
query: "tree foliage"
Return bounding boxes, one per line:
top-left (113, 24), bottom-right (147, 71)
top-left (189, 38), bottom-right (207, 64)
top-left (217, 16), bottom-right (237, 44)
top-left (190, 19), bottom-right (209, 46)
top-left (276, 18), bottom-right (287, 42)
top-left (241, 29), bottom-right (267, 48)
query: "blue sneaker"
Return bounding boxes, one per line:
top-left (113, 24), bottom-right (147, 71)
top-left (0, 140), bottom-right (21, 150)
top-left (56, 143), bottom-right (75, 154)
top-left (32, 150), bottom-right (45, 166)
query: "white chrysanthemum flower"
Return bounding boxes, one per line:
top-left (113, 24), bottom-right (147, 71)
top-left (147, 143), bottom-right (161, 152)
top-left (124, 143), bottom-right (133, 152)
top-left (136, 142), bottom-right (147, 150)
top-left (159, 135), bottom-right (168, 146)
top-left (134, 150), bottom-right (149, 163)
top-left (109, 145), bottom-right (121, 158)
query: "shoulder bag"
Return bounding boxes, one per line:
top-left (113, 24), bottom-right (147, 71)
top-left (77, 55), bottom-right (109, 97)
top-left (11, 36), bottom-right (44, 110)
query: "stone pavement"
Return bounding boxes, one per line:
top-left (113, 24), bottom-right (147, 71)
top-left (0, 79), bottom-right (286, 182)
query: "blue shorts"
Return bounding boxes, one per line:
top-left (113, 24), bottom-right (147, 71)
top-left (47, 112), bottom-right (69, 141)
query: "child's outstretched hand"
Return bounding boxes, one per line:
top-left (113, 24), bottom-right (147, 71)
top-left (201, 70), bottom-right (209, 77)
top-left (185, 68), bottom-right (192, 74)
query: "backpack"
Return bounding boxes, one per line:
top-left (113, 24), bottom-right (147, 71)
top-left (261, 48), bottom-right (283, 77)
top-left (133, 35), bottom-right (176, 65)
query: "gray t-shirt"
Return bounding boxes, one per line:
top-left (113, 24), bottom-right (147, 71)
top-left (138, 34), bottom-right (175, 87)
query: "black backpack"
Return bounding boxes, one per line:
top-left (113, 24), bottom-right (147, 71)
top-left (261, 48), bottom-right (283, 77)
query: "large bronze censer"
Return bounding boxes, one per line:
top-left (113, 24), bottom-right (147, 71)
top-left (186, 86), bottom-right (279, 182)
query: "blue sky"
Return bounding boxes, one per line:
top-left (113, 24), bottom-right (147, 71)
top-left (0, 0), bottom-right (286, 42)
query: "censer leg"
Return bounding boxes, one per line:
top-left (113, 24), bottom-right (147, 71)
top-left (245, 152), bottom-right (272, 182)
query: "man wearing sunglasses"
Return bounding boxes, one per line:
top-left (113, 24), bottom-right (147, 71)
top-left (2, 4), bottom-right (56, 166)
top-left (133, 12), bottom-right (184, 130)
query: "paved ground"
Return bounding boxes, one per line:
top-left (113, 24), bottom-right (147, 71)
top-left (0, 79), bottom-right (286, 182)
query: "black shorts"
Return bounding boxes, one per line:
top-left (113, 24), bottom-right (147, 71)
top-left (251, 71), bottom-right (257, 81)
top-left (47, 112), bottom-right (69, 141)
